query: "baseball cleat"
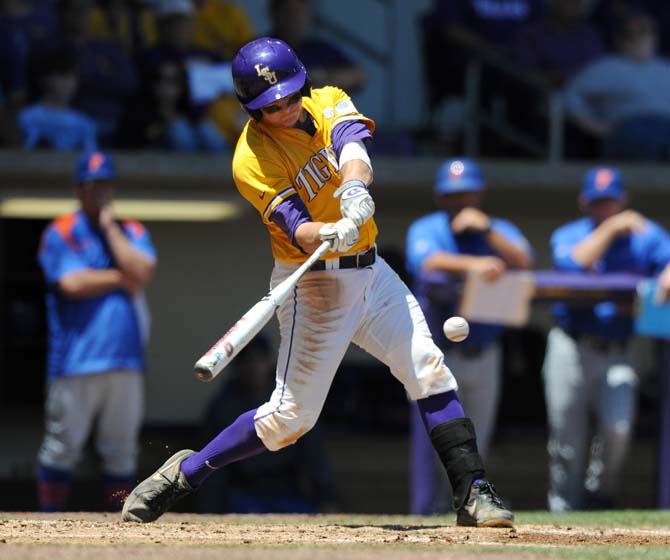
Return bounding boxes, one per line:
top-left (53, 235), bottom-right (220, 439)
top-left (122, 449), bottom-right (195, 523)
top-left (456, 480), bottom-right (515, 528)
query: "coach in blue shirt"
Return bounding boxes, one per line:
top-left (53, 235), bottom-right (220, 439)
top-left (543, 166), bottom-right (670, 512)
top-left (37, 150), bottom-right (157, 512)
top-left (405, 158), bottom-right (532, 514)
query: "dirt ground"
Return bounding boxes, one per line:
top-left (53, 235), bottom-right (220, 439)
top-left (2, 512), bottom-right (670, 560)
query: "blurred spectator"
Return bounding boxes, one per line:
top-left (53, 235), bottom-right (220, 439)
top-left (592, 0), bottom-right (670, 56)
top-left (118, 59), bottom-right (224, 151)
top-left (195, 334), bottom-right (339, 514)
top-left (132, 0), bottom-right (229, 151)
top-left (37, 150), bottom-right (157, 512)
top-left (590, 0), bottom-right (645, 50)
top-left (563, 10), bottom-right (670, 161)
top-left (18, 47), bottom-right (97, 151)
top-left (420, 0), bottom-right (544, 109)
top-left (0, 0), bottom-right (56, 110)
top-left (29, 0), bottom-right (139, 146)
top-left (543, 166), bottom-right (670, 511)
top-left (515, 0), bottom-right (604, 87)
top-left (190, 0), bottom-right (254, 145)
top-left (87, 0), bottom-right (157, 54)
top-left (405, 158), bottom-right (533, 514)
top-left (192, 0), bottom-right (254, 61)
top-left (268, 0), bottom-right (366, 93)
top-left (136, 0), bottom-right (207, 83)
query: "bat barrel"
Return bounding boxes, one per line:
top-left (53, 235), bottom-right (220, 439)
top-left (194, 364), bottom-right (215, 382)
top-left (192, 299), bottom-right (276, 382)
top-left (193, 348), bottom-right (232, 382)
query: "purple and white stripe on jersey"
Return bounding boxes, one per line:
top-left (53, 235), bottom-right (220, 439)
top-left (331, 120), bottom-right (372, 160)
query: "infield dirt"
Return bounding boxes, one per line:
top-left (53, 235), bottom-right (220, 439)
top-left (1, 512), bottom-right (670, 559)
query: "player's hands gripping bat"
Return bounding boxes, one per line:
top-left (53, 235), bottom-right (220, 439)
top-left (333, 179), bottom-right (375, 226)
top-left (193, 240), bottom-right (333, 382)
top-left (318, 217), bottom-right (359, 252)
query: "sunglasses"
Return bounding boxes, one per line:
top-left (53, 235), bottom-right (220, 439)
top-left (260, 91), bottom-right (302, 114)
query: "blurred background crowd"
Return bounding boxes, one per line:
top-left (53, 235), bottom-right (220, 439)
top-left (420, 0), bottom-right (670, 161)
top-left (4, 0), bottom-right (670, 161)
top-left (0, 0), bottom-right (368, 154)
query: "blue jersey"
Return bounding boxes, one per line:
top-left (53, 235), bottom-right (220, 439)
top-left (406, 210), bottom-right (531, 348)
top-left (550, 216), bottom-right (670, 338)
top-left (38, 210), bottom-right (156, 380)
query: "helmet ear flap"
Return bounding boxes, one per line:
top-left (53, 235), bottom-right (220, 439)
top-left (238, 101), bottom-right (263, 121)
top-left (247, 108), bottom-right (263, 121)
top-left (301, 75), bottom-right (312, 98)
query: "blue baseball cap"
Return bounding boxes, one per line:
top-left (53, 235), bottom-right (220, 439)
top-left (581, 167), bottom-right (624, 203)
top-left (75, 151), bottom-right (116, 184)
top-left (434, 158), bottom-right (484, 195)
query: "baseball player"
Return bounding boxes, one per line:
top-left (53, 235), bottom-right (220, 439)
top-left (406, 158), bottom-right (533, 514)
top-left (37, 150), bottom-right (156, 511)
top-left (122, 37), bottom-right (513, 527)
top-left (543, 167), bottom-right (670, 511)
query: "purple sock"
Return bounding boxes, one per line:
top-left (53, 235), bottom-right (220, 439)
top-left (180, 409), bottom-right (266, 488)
top-left (416, 390), bottom-right (465, 433)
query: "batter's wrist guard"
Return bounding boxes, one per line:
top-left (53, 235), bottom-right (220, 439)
top-left (340, 178), bottom-right (368, 191)
top-left (332, 179), bottom-right (368, 199)
top-left (429, 417), bottom-right (486, 511)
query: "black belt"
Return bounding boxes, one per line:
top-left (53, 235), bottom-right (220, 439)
top-left (310, 246), bottom-right (376, 271)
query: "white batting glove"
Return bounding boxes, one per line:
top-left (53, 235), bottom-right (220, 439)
top-left (319, 217), bottom-right (359, 253)
top-left (333, 179), bottom-right (375, 227)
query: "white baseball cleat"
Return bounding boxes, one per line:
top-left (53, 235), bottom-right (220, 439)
top-left (122, 449), bottom-right (195, 523)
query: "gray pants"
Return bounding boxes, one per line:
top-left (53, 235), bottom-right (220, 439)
top-left (542, 327), bottom-right (638, 511)
top-left (445, 342), bottom-right (502, 458)
top-left (38, 370), bottom-right (144, 476)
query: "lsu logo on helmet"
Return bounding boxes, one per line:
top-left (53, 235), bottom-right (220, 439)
top-left (254, 64), bottom-right (277, 85)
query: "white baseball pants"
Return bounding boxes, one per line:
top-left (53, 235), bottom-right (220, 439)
top-left (254, 255), bottom-right (458, 451)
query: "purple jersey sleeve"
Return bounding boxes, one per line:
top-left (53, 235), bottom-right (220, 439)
top-left (270, 194), bottom-right (313, 253)
top-left (331, 120), bottom-right (372, 161)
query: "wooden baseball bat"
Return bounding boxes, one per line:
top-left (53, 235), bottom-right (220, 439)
top-left (194, 240), bottom-right (332, 382)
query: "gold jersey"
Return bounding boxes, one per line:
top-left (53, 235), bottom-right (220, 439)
top-left (232, 86), bottom-right (377, 263)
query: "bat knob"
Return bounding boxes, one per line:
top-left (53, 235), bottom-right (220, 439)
top-left (194, 364), bottom-right (214, 382)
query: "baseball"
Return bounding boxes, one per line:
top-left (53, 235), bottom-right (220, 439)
top-left (443, 316), bottom-right (469, 342)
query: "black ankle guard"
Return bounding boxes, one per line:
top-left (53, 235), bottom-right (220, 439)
top-left (429, 417), bottom-right (486, 510)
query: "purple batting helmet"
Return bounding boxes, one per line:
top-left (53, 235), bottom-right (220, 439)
top-left (232, 37), bottom-right (311, 119)
top-left (434, 158), bottom-right (484, 195)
